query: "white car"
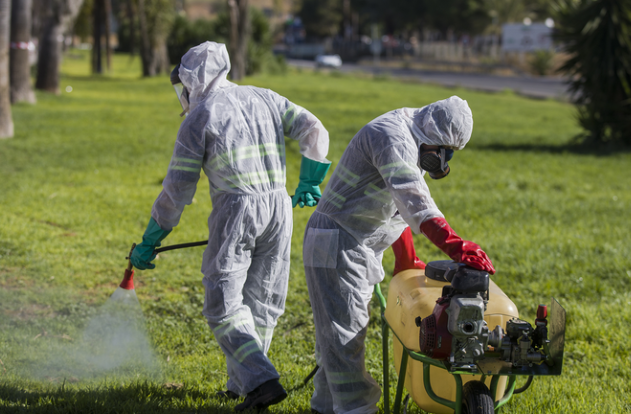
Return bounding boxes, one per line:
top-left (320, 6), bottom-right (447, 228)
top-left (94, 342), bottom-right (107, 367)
top-left (315, 54), bottom-right (342, 69)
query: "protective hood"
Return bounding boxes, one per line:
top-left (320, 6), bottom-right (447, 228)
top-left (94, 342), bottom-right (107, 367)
top-left (405, 96), bottom-right (473, 150)
top-left (178, 41), bottom-right (236, 112)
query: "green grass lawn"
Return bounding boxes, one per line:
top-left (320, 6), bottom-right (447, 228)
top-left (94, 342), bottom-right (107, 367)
top-left (1, 52), bottom-right (630, 413)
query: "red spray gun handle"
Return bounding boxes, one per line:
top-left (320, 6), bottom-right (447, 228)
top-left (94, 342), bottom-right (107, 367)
top-left (121, 243), bottom-right (136, 290)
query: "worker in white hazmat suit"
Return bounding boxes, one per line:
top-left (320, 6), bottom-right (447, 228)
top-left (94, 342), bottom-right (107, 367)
top-left (303, 96), bottom-right (495, 414)
top-left (130, 41), bottom-right (331, 411)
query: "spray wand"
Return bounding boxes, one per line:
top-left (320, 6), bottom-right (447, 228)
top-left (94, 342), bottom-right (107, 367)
top-left (122, 231), bottom-right (320, 388)
top-left (121, 239), bottom-right (208, 288)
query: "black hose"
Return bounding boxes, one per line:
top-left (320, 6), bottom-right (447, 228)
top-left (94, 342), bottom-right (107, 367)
top-left (402, 394), bottom-right (410, 414)
top-left (287, 365), bottom-right (319, 392)
top-left (303, 365), bottom-right (319, 385)
top-left (513, 375), bottom-right (534, 394)
top-left (154, 240), bottom-right (208, 253)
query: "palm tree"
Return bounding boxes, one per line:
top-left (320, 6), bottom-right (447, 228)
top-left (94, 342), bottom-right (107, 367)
top-left (0, 0), bottom-right (14, 138)
top-left (35, 0), bottom-right (84, 94)
top-left (137, 0), bottom-right (173, 77)
top-left (228, 0), bottom-right (250, 80)
top-left (10, 0), bottom-right (36, 104)
top-left (555, 0), bottom-right (631, 146)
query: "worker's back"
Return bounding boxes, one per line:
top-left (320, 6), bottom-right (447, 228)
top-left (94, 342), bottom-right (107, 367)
top-left (317, 109), bottom-right (441, 254)
top-left (173, 84), bottom-right (291, 198)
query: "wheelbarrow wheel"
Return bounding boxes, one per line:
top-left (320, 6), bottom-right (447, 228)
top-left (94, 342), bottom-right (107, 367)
top-left (462, 381), bottom-right (494, 414)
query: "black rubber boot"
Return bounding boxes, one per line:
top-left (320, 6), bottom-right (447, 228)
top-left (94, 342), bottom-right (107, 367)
top-left (234, 378), bottom-right (287, 412)
top-left (216, 390), bottom-right (240, 400)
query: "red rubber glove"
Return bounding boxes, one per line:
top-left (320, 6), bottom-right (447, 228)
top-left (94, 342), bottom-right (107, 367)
top-left (420, 217), bottom-right (495, 274)
top-left (391, 226), bottom-right (426, 276)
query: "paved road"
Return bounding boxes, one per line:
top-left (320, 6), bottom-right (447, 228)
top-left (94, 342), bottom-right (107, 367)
top-left (288, 59), bottom-right (571, 101)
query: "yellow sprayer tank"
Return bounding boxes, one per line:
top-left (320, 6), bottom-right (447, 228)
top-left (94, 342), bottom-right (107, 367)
top-left (384, 268), bottom-right (519, 414)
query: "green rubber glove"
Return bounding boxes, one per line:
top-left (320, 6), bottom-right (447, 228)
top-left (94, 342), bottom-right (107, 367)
top-left (292, 156), bottom-right (331, 208)
top-left (130, 218), bottom-right (172, 270)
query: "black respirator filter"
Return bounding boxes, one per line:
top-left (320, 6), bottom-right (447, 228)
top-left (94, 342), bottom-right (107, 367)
top-left (419, 147), bottom-right (453, 180)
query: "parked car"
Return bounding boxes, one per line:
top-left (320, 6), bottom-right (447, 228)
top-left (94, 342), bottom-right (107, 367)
top-left (315, 54), bottom-right (342, 69)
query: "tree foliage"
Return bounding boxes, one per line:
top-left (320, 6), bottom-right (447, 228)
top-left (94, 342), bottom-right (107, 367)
top-left (72, 0), bottom-right (91, 40)
top-left (245, 7), bottom-right (282, 75)
top-left (167, 15), bottom-right (218, 64)
top-left (299, 0), bottom-right (342, 38)
top-left (166, 7), bottom-right (282, 77)
top-left (299, 0), bottom-right (557, 39)
top-left (301, 0), bottom-right (493, 39)
top-left (423, 0), bottom-right (490, 36)
top-left (555, 0), bottom-right (631, 146)
top-left (138, 0), bottom-right (174, 76)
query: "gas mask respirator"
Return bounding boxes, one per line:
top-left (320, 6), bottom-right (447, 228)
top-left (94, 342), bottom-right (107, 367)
top-left (419, 147), bottom-right (454, 180)
top-left (171, 64), bottom-right (190, 117)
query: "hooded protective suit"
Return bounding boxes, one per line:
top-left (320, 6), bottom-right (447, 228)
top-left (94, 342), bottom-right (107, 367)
top-left (303, 97), bottom-right (472, 414)
top-left (151, 42), bottom-right (329, 396)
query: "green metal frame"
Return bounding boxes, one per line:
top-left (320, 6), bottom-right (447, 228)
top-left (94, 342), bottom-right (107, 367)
top-left (375, 284), bottom-right (517, 414)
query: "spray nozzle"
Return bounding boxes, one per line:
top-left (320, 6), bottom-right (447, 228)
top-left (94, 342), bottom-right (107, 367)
top-left (120, 243), bottom-right (136, 290)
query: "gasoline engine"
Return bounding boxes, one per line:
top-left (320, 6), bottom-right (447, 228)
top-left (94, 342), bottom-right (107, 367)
top-left (416, 262), bottom-right (552, 372)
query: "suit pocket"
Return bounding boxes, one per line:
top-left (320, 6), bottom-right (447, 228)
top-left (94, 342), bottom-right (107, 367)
top-left (304, 228), bottom-right (339, 269)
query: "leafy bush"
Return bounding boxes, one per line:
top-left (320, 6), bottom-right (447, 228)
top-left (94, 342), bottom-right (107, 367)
top-left (529, 49), bottom-right (554, 76)
top-left (167, 15), bottom-right (223, 63)
top-left (555, 0), bottom-right (631, 147)
top-left (165, 8), bottom-right (284, 76)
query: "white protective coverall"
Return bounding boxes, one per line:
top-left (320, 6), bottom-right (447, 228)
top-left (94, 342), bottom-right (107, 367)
top-left (151, 42), bottom-right (329, 396)
top-left (303, 96), bottom-right (473, 414)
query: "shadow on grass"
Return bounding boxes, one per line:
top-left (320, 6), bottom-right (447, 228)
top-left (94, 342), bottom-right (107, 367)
top-left (475, 142), bottom-right (631, 156)
top-left (60, 74), bottom-right (147, 83)
top-left (0, 381), bottom-right (317, 413)
top-left (0, 381), bottom-right (234, 414)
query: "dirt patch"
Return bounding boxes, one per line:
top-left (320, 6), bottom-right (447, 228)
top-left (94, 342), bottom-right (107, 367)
top-left (2, 303), bottom-right (58, 321)
top-left (38, 219), bottom-right (74, 232)
top-left (33, 330), bottom-right (73, 341)
top-left (0, 273), bottom-right (36, 290)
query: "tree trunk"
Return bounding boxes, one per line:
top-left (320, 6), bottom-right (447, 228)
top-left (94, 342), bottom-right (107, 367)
top-left (103, 0), bottom-right (111, 71)
top-left (137, 0), bottom-right (151, 76)
top-left (228, 0), bottom-right (249, 81)
top-left (125, 0), bottom-right (136, 56)
top-left (10, 0), bottom-right (36, 104)
top-left (136, 0), bottom-right (171, 77)
top-left (92, 0), bottom-right (102, 74)
top-left (35, 0), bottom-right (84, 94)
top-left (31, 0), bottom-right (43, 43)
top-left (36, 3), bottom-right (62, 92)
top-left (0, 0), bottom-right (14, 138)
top-left (150, 36), bottom-right (169, 75)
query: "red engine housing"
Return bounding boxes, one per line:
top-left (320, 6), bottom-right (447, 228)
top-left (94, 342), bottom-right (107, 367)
top-left (419, 297), bottom-right (453, 359)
